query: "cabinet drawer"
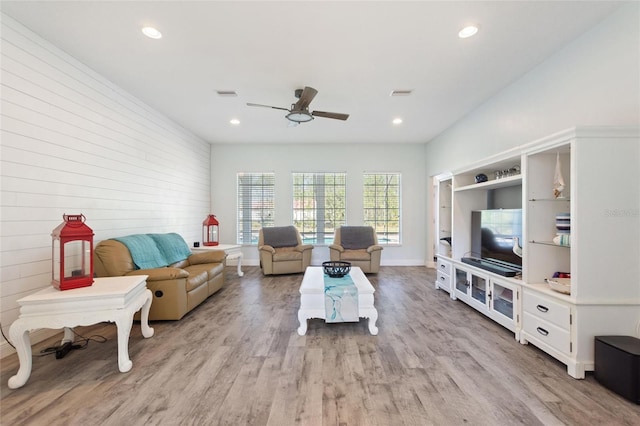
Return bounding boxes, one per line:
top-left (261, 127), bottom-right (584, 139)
top-left (523, 292), bottom-right (570, 330)
top-left (436, 271), bottom-right (451, 290)
top-left (523, 312), bottom-right (571, 354)
top-left (436, 259), bottom-right (452, 275)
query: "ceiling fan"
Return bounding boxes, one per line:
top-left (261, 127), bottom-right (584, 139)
top-left (247, 86), bottom-right (349, 124)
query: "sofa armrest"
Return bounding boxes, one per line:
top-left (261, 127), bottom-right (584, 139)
top-left (328, 244), bottom-right (344, 253)
top-left (188, 251), bottom-right (226, 265)
top-left (295, 244), bottom-right (314, 252)
top-left (259, 244), bottom-right (275, 254)
top-left (126, 267), bottom-right (189, 281)
top-left (367, 245), bottom-right (383, 253)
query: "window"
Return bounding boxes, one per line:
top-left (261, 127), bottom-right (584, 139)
top-left (292, 172), bottom-right (346, 244)
top-left (363, 173), bottom-right (401, 244)
top-left (237, 173), bottom-right (274, 244)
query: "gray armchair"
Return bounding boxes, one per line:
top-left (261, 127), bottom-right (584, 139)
top-left (259, 226), bottom-right (314, 275)
top-left (329, 226), bottom-right (383, 273)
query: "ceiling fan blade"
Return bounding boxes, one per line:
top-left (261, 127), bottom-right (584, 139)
top-left (312, 110), bottom-right (349, 121)
top-left (293, 86), bottom-right (318, 111)
top-left (246, 102), bottom-right (289, 111)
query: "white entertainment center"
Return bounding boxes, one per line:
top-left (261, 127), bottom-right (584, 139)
top-left (433, 126), bottom-right (640, 379)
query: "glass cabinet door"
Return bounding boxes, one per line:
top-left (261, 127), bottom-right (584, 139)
top-left (470, 274), bottom-right (488, 304)
top-left (455, 268), bottom-right (468, 294)
top-left (491, 282), bottom-right (514, 320)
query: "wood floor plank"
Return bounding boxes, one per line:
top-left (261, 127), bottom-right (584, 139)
top-left (2, 266), bottom-right (639, 426)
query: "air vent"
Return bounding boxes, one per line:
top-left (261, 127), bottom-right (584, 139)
top-left (216, 90), bottom-right (238, 97)
top-left (390, 90), bottom-right (412, 97)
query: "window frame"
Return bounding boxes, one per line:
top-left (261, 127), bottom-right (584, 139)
top-left (363, 172), bottom-right (401, 245)
top-left (292, 172), bottom-right (347, 245)
top-left (236, 172), bottom-right (275, 245)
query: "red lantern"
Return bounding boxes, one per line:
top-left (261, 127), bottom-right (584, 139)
top-left (51, 214), bottom-right (94, 290)
top-left (202, 214), bottom-right (219, 246)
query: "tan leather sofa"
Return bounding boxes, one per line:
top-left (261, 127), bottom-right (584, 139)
top-left (258, 226), bottom-right (313, 275)
top-left (329, 226), bottom-right (383, 273)
top-left (94, 235), bottom-right (226, 320)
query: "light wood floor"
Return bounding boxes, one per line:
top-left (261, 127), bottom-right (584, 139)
top-left (1, 266), bottom-right (638, 425)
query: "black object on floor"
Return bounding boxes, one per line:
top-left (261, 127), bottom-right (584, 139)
top-left (594, 335), bottom-right (640, 404)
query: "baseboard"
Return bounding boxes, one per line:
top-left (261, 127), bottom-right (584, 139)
top-left (1, 328), bottom-right (62, 360)
top-left (239, 259), bottom-right (430, 267)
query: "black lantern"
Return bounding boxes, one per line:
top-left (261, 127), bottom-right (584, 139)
top-left (51, 214), bottom-right (94, 290)
top-left (202, 214), bottom-right (219, 246)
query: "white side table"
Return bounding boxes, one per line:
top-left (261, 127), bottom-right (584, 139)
top-left (192, 243), bottom-right (244, 277)
top-left (8, 275), bottom-right (154, 389)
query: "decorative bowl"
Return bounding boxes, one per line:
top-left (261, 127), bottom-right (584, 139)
top-left (322, 261), bottom-right (351, 278)
top-left (546, 277), bottom-right (571, 295)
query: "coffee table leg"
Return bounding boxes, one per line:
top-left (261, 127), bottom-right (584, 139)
top-left (297, 310), bottom-right (308, 335)
top-left (7, 320), bottom-right (32, 389)
top-left (115, 311), bottom-right (134, 373)
top-left (364, 309), bottom-right (379, 335)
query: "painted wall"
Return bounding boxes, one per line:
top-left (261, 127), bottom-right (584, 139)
top-left (0, 15), bottom-right (211, 357)
top-left (425, 3), bottom-right (640, 263)
top-left (210, 143), bottom-right (426, 266)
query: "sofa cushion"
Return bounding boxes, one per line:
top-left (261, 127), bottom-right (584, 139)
top-left (183, 264), bottom-right (209, 292)
top-left (341, 249), bottom-right (372, 261)
top-left (272, 246), bottom-right (303, 261)
top-left (340, 226), bottom-right (375, 249)
top-left (262, 226), bottom-right (299, 248)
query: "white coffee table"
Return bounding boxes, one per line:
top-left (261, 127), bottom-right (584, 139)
top-left (8, 275), bottom-right (154, 389)
top-left (297, 266), bottom-right (378, 335)
top-left (192, 243), bottom-right (244, 277)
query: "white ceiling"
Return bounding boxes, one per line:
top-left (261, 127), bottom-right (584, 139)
top-left (0, 1), bottom-right (623, 145)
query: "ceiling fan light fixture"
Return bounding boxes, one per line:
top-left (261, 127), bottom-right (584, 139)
top-left (286, 110), bottom-right (314, 123)
top-left (141, 26), bottom-right (162, 39)
top-left (458, 25), bottom-right (479, 39)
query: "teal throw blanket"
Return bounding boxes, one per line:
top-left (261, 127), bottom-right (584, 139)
top-left (112, 233), bottom-right (192, 270)
top-left (149, 233), bottom-right (192, 265)
top-left (324, 273), bottom-right (359, 323)
top-left (113, 234), bottom-right (168, 270)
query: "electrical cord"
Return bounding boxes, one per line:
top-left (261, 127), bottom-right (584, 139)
top-left (1, 321), bottom-right (107, 357)
top-left (0, 322), bottom-right (16, 350)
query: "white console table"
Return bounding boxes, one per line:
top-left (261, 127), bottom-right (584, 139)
top-left (8, 275), bottom-right (154, 389)
top-left (192, 243), bottom-right (244, 277)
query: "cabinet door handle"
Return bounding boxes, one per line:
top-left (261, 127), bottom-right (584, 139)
top-left (440, 276), bottom-right (445, 281)
top-left (536, 327), bottom-right (549, 336)
top-left (440, 264), bottom-right (445, 269)
top-left (536, 304), bottom-right (549, 313)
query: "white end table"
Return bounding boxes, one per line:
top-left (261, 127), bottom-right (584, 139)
top-left (8, 275), bottom-right (154, 389)
top-left (192, 243), bottom-right (244, 277)
top-left (297, 266), bottom-right (378, 336)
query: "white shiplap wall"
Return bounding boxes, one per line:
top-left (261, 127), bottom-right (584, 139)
top-left (0, 14), bottom-right (211, 358)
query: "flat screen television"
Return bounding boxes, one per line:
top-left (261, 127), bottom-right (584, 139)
top-left (470, 209), bottom-right (523, 269)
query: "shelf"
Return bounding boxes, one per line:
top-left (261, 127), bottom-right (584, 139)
top-left (528, 198), bottom-right (571, 202)
top-left (455, 174), bottom-right (522, 192)
top-left (529, 240), bottom-right (570, 248)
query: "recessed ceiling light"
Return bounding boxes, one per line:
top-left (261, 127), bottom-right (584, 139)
top-left (217, 90), bottom-right (238, 97)
top-left (458, 25), bottom-right (479, 39)
top-left (142, 27), bottom-right (162, 39)
top-left (390, 90), bottom-right (413, 97)
top-left (392, 118), bottom-right (403, 125)
top-left (230, 119), bottom-right (240, 125)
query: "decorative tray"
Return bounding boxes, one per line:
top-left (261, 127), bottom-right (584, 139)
top-left (546, 277), bottom-right (571, 294)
